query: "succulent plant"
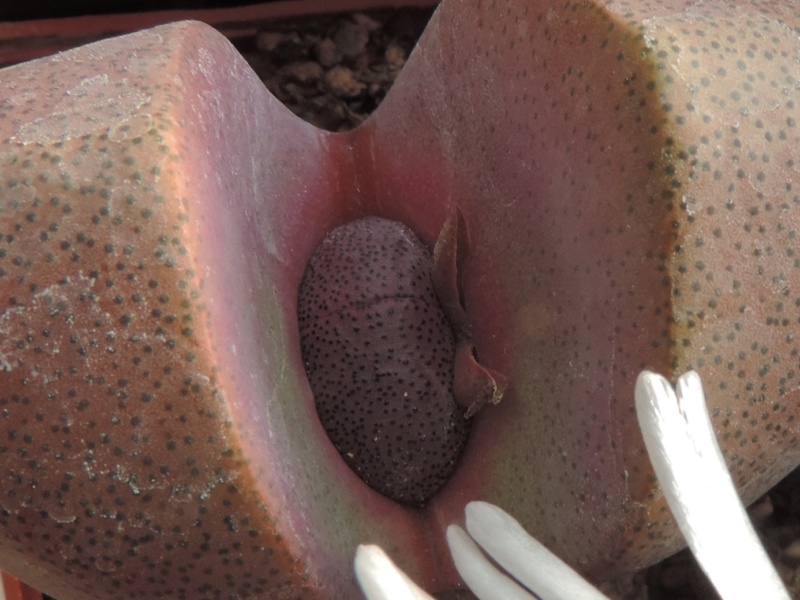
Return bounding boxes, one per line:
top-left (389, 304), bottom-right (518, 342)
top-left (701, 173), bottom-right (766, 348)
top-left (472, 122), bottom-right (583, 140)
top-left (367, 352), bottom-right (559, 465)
top-left (0, 0), bottom-right (798, 598)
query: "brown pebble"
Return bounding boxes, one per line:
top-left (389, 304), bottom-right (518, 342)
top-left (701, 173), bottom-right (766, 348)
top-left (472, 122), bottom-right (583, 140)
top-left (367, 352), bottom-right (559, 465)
top-left (782, 540), bottom-right (800, 567)
top-left (354, 53), bottom-right (370, 72)
top-left (284, 83), bottom-right (319, 108)
top-left (334, 21), bottom-right (370, 60)
top-left (316, 38), bottom-right (337, 67)
top-left (352, 12), bottom-right (381, 32)
top-left (255, 31), bottom-right (285, 52)
top-left (332, 102), bottom-right (348, 121)
top-left (325, 65), bottom-right (366, 98)
top-left (385, 43), bottom-right (406, 70)
top-left (284, 61), bottom-right (324, 84)
top-left (748, 495), bottom-right (775, 525)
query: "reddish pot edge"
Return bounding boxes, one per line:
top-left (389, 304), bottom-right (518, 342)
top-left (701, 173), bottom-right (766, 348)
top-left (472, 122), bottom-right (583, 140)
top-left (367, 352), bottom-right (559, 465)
top-left (1, 571), bottom-right (43, 600)
top-left (0, 0), bottom-right (439, 67)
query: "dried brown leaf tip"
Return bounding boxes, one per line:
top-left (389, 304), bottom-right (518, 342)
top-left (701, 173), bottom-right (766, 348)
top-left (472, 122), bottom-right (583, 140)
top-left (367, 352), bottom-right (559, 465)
top-left (433, 205), bottom-right (507, 418)
top-left (454, 342), bottom-right (507, 419)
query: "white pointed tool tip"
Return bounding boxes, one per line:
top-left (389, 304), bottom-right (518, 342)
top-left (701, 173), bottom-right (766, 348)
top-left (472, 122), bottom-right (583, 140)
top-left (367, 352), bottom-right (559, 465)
top-left (634, 370), bottom-right (791, 600)
top-left (464, 501), bottom-right (610, 600)
top-left (354, 544), bottom-right (435, 600)
top-left (446, 524), bottom-right (537, 600)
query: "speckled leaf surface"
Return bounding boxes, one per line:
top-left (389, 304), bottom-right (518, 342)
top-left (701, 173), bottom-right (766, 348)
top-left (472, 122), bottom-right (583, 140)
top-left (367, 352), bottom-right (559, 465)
top-left (0, 23), bottom-right (433, 600)
top-left (372, 0), bottom-right (800, 579)
top-left (0, 0), bottom-right (798, 598)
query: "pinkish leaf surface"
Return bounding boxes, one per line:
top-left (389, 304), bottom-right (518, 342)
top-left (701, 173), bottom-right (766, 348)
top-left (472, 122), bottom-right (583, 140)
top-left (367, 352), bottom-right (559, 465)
top-left (0, 0), bottom-right (798, 598)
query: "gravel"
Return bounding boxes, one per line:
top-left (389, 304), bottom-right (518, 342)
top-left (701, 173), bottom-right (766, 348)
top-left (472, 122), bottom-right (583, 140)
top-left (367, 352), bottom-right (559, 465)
top-left (234, 8), bottom-right (433, 132)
